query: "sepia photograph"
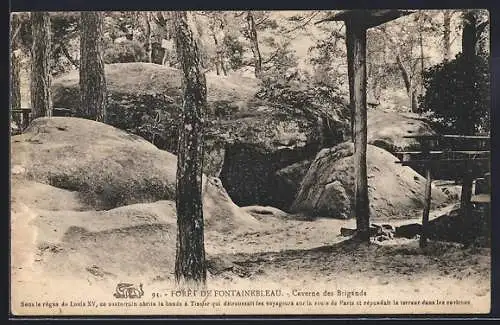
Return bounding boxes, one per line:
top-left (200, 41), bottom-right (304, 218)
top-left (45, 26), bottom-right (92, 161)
top-left (9, 9), bottom-right (491, 316)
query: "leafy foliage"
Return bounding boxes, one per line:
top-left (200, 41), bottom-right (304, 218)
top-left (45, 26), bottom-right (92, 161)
top-left (419, 54), bottom-right (490, 134)
top-left (223, 33), bottom-right (245, 70)
top-left (104, 39), bottom-right (147, 63)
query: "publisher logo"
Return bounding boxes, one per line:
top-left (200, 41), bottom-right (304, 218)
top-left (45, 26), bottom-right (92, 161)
top-left (113, 283), bottom-right (144, 299)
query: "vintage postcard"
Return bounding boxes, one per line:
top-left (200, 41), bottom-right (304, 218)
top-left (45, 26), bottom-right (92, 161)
top-left (10, 9), bottom-right (491, 316)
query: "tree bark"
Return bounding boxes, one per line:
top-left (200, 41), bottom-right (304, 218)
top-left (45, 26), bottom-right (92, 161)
top-left (212, 34), bottom-right (221, 76)
top-left (443, 11), bottom-right (452, 61)
top-left (173, 11), bottom-right (207, 285)
top-left (246, 11), bottom-right (262, 77)
top-left (60, 42), bottom-right (79, 69)
top-left (11, 50), bottom-right (22, 129)
top-left (346, 23), bottom-right (356, 144)
top-left (30, 12), bottom-right (52, 119)
top-left (462, 10), bottom-right (489, 59)
top-left (144, 12), bottom-right (152, 63)
top-left (10, 15), bottom-right (22, 118)
top-left (419, 20), bottom-right (425, 95)
top-left (346, 22), bottom-right (370, 241)
top-left (80, 12), bottom-right (107, 122)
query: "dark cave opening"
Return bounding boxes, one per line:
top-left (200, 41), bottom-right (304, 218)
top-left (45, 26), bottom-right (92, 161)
top-left (219, 143), bottom-right (319, 212)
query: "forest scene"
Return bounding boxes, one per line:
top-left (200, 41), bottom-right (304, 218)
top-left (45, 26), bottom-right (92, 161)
top-left (10, 10), bottom-right (491, 315)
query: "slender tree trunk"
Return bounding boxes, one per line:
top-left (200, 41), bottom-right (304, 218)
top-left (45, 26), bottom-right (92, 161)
top-left (220, 52), bottom-right (227, 76)
top-left (60, 43), bottom-right (79, 69)
top-left (80, 12), bottom-right (107, 122)
top-left (10, 50), bottom-right (21, 110)
top-left (212, 35), bottom-right (221, 75)
top-left (346, 24), bottom-right (355, 144)
top-left (10, 15), bottom-right (22, 117)
top-left (395, 55), bottom-right (414, 111)
top-left (419, 24), bottom-right (425, 96)
top-left (459, 11), bottom-right (487, 242)
top-left (443, 11), bottom-right (452, 61)
top-left (411, 90), bottom-right (418, 113)
top-left (30, 12), bottom-right (52, 119)
top-left (11, 50), bottom-right (22, 129)
top-left (212, 34), bottom-right (227, 76)
top-left (144, 12), bottom-right (152, 63)
top-left (173, 11), bottom-right (207, 285)
top-left (246, 11), bottom-right (262, 77)
top-left (346, 22), bottom-right (370, 241)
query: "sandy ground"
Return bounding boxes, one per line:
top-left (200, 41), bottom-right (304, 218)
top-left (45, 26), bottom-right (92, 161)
top-left (10, 189), bottom-right (490, 316)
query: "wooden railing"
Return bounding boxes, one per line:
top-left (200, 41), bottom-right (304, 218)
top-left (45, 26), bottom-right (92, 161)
top-left (395, 134), bottom-right (490, 248)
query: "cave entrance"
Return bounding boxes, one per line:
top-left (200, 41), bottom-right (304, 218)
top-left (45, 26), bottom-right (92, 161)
top-left (219, 143), bottom-right (317, 211)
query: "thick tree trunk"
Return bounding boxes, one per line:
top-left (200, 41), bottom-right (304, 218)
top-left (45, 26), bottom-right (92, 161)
top-left (30, 12), bottom-right (52, 119)
top-left (246, 11), bottom-right (262, 77)
top-left (462, 10), bottom-right (489, 59)
top-left (80, 12), bottom-right (107, 122)
top-left (346, 22), bottom-right (370, 241)
top-left (443, 11), bottom-right (452, 61)
top-left (173, 11), bottom-right (207, 285)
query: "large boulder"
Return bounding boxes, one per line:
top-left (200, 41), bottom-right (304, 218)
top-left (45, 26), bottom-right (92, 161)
top-left (10, 117), bottom-right (260, 220)
top-left (52, 63), bottom-right (260, 157)
top-left (52, 63), bottom-right (349, 210)
top-left (291, 142), bottom-right (449, 220)
top-left (367, 109), bottom-right (436, 153)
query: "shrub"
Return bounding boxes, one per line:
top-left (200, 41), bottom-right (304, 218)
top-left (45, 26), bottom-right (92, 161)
top-left (419, 54), bottom-right (490, 134)
top-left (104, 39), bottom-right (147, 63)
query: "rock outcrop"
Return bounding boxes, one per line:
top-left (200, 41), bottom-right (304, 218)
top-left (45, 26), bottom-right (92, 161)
top-left (52, 63), bottom-right (349, 209)
top-left (291, 142), bottom-right (448, 220)
top-left (11, 116), bottom-right (259, 227)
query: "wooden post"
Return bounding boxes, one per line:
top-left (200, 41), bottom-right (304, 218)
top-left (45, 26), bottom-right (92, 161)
top-left (22, 110), bottom-right (30, 130)
top-left (346, 22), bottom-right (355, 144)
top-left (460, 161), bottom-right (473, 244)
top-left (346, 22), bottom-right (370, 241)
top-left (420, 139), bottom-right (432, 248)
top-left (420, 165), bottom-right (432, 248)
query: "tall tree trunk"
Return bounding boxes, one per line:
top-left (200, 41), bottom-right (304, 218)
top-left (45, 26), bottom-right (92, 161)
top-left (10, 50), bottom-right (21, 110)
top-left (10, 15), bottom-right (22, 120)
top-left (346, 24), bottom-right (356, 144)
top-left (80, 12), bottom-right (107, 122)
top-left (144, 12), bottom-right (152, 63)
top-left (346, 22), bottom-right (370, 241)
top-left (459, 11), bottom-right (488, 239)
top-left (395, 55), bottom-right (414, 111)
top-left (462, 10), bottom-right (489, 60)
top-left (30, 12), bottom-right (52, 119)
top-left (60, 43), bottom-right (80, 69)
top-left (419, 23), bottom-right (425, 96)
top-left (246, 11), bottom-right (262, 77)
top-left (11, 50), bottom-right (22, 129)
top-left (212, 34), bottom-right (227, 76)
top-left (212, 34), bottom-right (221, 75)
top-left (173, 11), bottom-right (207, 285)
top-left (411, 90), bottom-right (418, 113)
top-left (443, 11), bottom-right (452, 61)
